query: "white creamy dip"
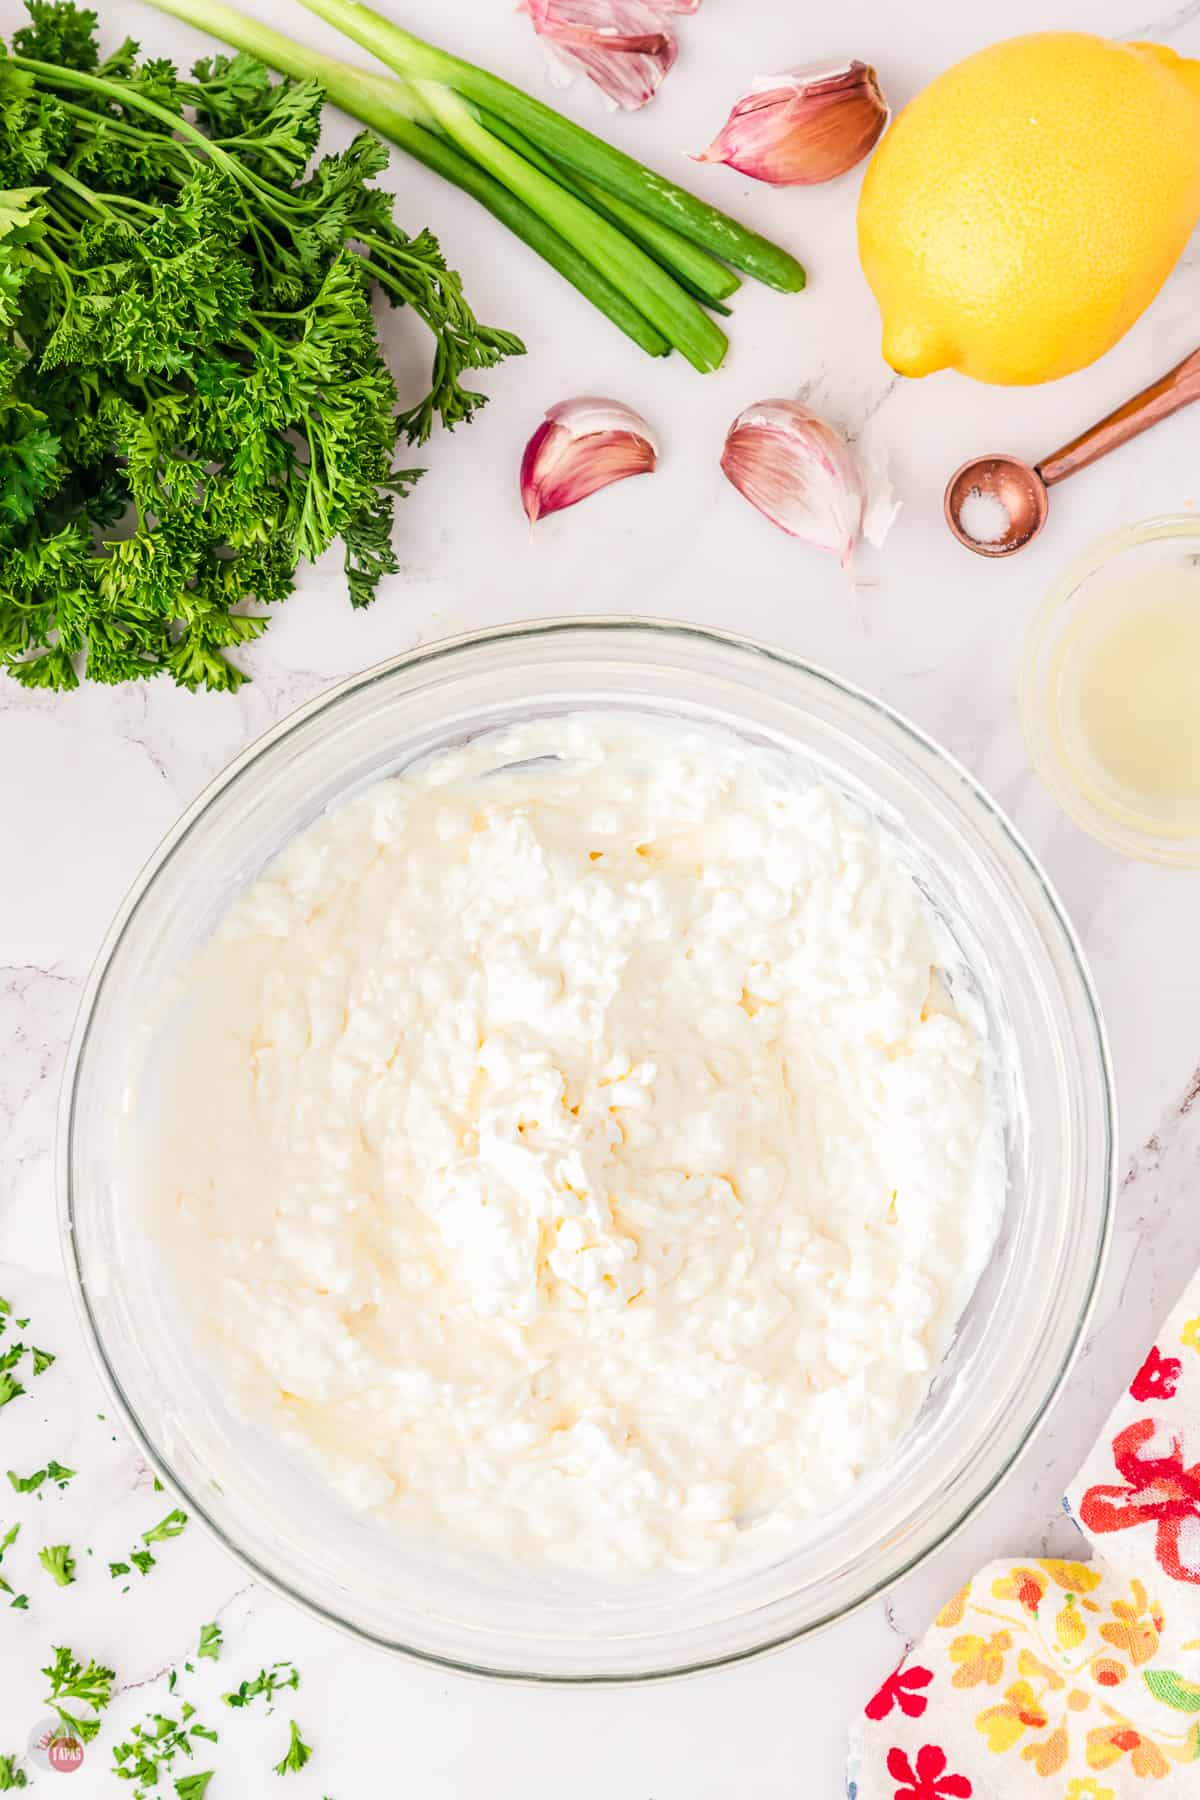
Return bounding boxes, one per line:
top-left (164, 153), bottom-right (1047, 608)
top-left (153, 712), bottom-right (1002, 1573)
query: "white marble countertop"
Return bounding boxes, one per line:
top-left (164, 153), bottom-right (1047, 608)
top-left (4, 0), bottom-right (1200, 1791)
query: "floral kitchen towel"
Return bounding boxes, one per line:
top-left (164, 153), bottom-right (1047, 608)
top-left (847, 1269), bottom-right (1200, 1797)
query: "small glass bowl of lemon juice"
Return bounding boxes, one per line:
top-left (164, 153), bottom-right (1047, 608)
top-left (1021, 516), bottom-right (1200, 865)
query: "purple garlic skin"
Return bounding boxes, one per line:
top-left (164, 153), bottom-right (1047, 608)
top-left (522, 398), bottom-right (659, 525)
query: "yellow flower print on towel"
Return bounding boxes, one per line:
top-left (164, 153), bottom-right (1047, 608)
top-left (1066, 1780), bottom-right (1115, 1800)
top-left (1086, 1724), bottom-right (1172, 1778)
top-left (991, 1566), bottom-right (1050, 1615)
top-left (934, 1585), bottom-right (968, 1628)
top-left (949, 1631), bottom-right (1011, 1688)
top-left (1019, 1723), bottom-right (1069, 1775)
top-left (990, 1560), bottom-right (1101, 1617)
top-left (1100, 1578), bottom-right (1163, 1666)
top-left (1056, 1593), bottom-right (1088, 1650)
top-left (974, 1679), bottom-right (1048, 1751)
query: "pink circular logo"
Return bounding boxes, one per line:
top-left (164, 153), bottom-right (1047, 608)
top-left (29, 1719), bottom-right (86, 1775)
top-left (47, 1735), bottom-right (84, 1774)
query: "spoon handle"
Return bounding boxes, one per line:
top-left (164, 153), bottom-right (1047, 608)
top-left (1036, 346), bottom-right (1200, 489)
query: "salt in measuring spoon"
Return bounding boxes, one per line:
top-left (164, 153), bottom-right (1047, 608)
top-left (944, 345), bottom-right (1200, 557)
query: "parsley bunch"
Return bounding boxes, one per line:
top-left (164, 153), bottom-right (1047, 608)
top-left (0, 2), bottom-right (522, 691)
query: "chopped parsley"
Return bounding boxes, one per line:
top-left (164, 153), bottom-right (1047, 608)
top-left (197, 1623), bottom-right (222, 1662)
top-left (113, 1705), bottom-right (219, 1796)
top-left (175, 1777), bottom-right (215, 1800)
top-left (0, 1753), bottom-right (27, 1789)
top-left (0, 1302), bottom-right (55, 1401)
top-left (105, 1506), bottom-right (185, 1584)
top-left (43, 1646), bottom-right (115, 1744)
top-left (8, 1460), bottom-right (75, 1494)
top-left (224, 1663), bottom-right (299, 1710)
top-left (143, 1509), bottom-right (189, 1544)
top-left (0, 1528), bottom-right (23, 1605)
top-left (274, 1721), bottom-right (312, 1777)
top-left (38, 1543), bottom-right (76, 1587)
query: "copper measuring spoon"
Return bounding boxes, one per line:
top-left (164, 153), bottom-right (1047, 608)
top-left (945, 345), bottom-right (1200, 557)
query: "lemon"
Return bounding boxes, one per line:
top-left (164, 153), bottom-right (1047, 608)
top-left (857, 33), bottom-right (1200, 385)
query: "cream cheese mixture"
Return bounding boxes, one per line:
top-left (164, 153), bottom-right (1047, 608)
top-left (154, 713), bottom-right (1002, 1573)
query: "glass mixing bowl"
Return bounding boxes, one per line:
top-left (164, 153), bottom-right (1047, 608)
top-left (60, 620), bottom-right (1115, 1681)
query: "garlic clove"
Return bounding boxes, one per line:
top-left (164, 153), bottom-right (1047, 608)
top-left (720, 400), bottom-right (869, 565)
top-left (693, 61), bottom-right (888, 185)
top-left (520, 0), bottom-right (679, 110)
top-left (522, 398), bottom-right (659, 525)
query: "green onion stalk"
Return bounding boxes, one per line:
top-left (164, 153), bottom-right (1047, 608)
top-left (144, 0), bottom-right (807, 369)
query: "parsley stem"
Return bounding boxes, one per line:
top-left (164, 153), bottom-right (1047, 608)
top-left (13, 56), bottom-right (291, 217)
top-left (31, 243), bottom-right (76, 299)
top-left (42, 163), bottom-right (112, 218)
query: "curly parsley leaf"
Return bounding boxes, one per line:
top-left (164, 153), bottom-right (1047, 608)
top-left (43, 1645), bottom-right (115, 1743)
top-left (274, 1720), bottom-right (311, 1777)
top-left (143, 1507), bottom-right (188, 1544)
top-left (38, 1543), bottom-right (76, 1586)
top-left (13, 2), bottom-right (101, 70)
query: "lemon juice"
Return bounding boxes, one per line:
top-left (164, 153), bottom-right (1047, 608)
top-left (1055, 562), bottom-right (1200, 835)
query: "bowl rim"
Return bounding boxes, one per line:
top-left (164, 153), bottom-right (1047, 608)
top-left (58, 615), bottom-right (1117, 1682)
top-left (1019, 513), bottom-right (1200, 867)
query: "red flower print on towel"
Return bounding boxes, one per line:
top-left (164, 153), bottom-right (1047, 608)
top-left (866, 1664), bottom-right (934, 1721)
top-left (1129, 1345), bottom-right (1182, 1403)
top-left (886, 1744), bottom-right (972, 1800)
top-left (1079, 1417), bottom-right (1200, 1584)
